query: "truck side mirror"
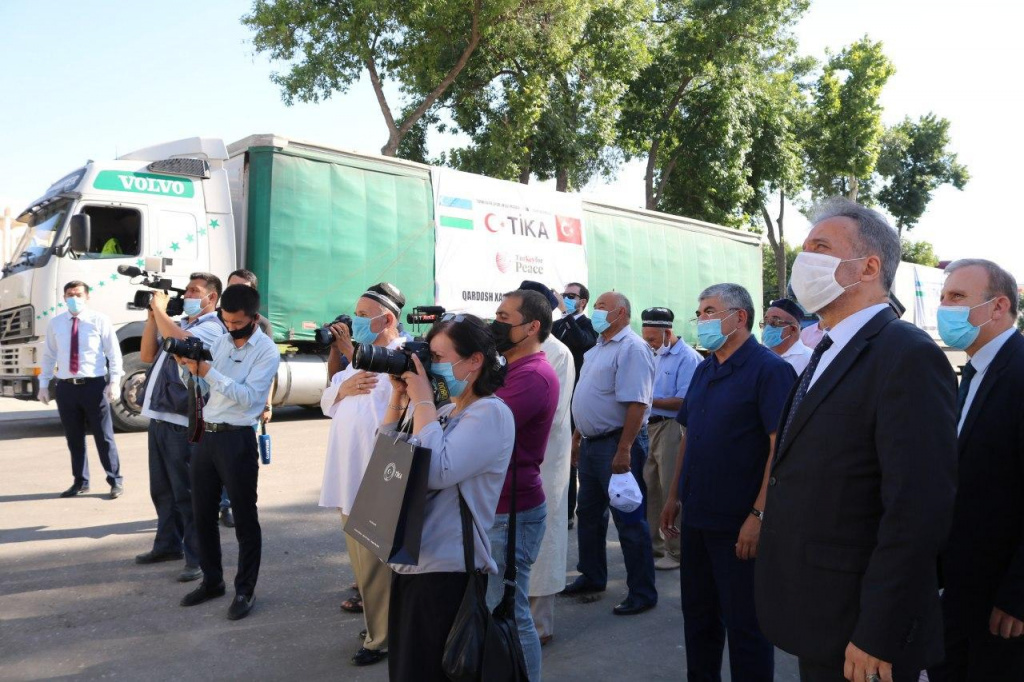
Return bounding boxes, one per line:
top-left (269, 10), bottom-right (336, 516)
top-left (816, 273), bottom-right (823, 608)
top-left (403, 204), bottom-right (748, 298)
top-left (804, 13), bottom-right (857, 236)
top-left (69, 214), bottom-right (91, 253)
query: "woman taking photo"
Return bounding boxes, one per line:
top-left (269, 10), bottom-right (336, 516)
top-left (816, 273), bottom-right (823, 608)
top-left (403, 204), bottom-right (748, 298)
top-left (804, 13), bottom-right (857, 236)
top-left (383, 314), bottom-right (515, 682)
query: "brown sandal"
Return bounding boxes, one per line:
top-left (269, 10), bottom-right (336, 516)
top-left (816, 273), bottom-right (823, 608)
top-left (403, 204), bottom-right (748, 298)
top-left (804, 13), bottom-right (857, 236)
top-left (340, 594), bottom-right (364, 613)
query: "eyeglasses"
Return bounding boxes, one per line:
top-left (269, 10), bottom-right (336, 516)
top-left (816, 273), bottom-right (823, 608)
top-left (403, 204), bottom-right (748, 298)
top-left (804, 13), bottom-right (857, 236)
top-left (758, 317), bottom-right (793, 329)
top-left (561, 293), bottom-right (580, 300)
top-left (689, 308), bottom-right (740, 324)
top-left (440, 313), bottom-right (467, 323)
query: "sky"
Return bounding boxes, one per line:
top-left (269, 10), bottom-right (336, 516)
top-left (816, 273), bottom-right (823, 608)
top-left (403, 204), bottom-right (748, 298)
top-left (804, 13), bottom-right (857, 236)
top-left (2, 0), bottom-right (1022, 276)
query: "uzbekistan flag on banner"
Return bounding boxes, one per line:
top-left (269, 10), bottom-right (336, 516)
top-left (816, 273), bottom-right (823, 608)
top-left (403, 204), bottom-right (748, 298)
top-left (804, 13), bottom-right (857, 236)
top-left (439, 196), bottom-right (474, 230)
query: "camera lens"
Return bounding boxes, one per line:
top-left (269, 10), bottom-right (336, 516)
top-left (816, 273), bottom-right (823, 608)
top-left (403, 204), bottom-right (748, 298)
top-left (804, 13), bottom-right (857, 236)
top-left (314, 327), bottom-right (334, 346)
top-left (353, 345), bottom-right (410, 375)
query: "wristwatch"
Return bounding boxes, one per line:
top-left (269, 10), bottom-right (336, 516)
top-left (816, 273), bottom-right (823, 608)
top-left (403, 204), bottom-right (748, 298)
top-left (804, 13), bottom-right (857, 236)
top-left (750, 508), bottom-right (764, 520)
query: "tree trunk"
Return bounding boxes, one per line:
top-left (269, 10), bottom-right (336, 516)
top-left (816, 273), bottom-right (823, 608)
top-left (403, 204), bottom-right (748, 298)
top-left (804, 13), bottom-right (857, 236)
top-left (761, 190), bottom-right (788, 300)
top-left (555, 166), bottom-right (569, 192)
top-left (846, 174), bottom-right (859, 202)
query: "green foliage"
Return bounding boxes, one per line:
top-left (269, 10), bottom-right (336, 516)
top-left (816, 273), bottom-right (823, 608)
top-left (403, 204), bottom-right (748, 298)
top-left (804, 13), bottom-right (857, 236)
top-left (761, 241), bottom-right (800, 309)
top-left (876, 114), bottom-right (969, 233)
top-left (803, 37), bottom-right (895, 202)
top-left (899, 237), bottom-right (940, 267)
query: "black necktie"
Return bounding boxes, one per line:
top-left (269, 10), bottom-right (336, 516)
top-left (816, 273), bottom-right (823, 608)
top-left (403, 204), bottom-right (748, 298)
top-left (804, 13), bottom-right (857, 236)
top-left (956, 361), bottom-right (977, 422)
top-left (779, 334), bottom-right (834, 446)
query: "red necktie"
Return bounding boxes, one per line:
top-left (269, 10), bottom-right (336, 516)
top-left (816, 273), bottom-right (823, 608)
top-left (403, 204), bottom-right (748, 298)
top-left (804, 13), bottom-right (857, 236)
top-left (70, 316), bottom-right (80, 375)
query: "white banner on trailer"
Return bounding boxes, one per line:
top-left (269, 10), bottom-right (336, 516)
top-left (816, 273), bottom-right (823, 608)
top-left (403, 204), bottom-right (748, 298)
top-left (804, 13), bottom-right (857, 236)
top-left (432, 168), bottom-right (589, 318)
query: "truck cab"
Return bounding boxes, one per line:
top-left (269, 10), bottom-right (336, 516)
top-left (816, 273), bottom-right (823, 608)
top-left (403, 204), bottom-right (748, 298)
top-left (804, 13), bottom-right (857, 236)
top-left (0, 138), bottom-right (235, 431)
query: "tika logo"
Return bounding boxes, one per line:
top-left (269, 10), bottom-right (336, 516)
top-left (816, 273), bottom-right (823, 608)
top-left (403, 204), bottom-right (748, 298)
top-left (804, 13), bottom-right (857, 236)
top-left (383, 463), bottom-right (403, 482)
top-left (483, 213), bottom-right (550, 239)
top-left (555, 216), bottom-right (583, 245)
top-left (495, 252), bottom-right (512, 273)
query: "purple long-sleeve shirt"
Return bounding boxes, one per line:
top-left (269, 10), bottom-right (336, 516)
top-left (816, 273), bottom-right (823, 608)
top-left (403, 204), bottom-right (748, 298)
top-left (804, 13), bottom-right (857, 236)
top-left (495, 351), bottom-right (559, 514)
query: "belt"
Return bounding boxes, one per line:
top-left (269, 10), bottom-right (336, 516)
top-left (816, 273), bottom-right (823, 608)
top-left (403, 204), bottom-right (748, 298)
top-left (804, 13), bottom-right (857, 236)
top-left (582, 428), bottom-right (623, 442)
top-left (56, 376), bottom-right (105, 385)
top-left (647, 415), bottom-right (669, 424)
top-left (204, 422), bottom-right (248, 433)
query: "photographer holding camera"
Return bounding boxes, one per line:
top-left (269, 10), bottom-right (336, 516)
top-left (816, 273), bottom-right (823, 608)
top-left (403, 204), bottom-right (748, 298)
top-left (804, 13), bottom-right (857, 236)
top-left (382, 314), bottom-right (515, 682)
top-left (174, 284), bottom-right (280, 621)
top-left (319, 282), bottom-right (406, 667)
top-left (135, 272), bottom-right (227, 581)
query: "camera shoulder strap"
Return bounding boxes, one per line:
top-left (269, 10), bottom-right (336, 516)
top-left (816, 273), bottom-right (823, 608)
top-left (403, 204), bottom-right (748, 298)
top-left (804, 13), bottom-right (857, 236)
top-left (186, 376), bottom-right (205, 444)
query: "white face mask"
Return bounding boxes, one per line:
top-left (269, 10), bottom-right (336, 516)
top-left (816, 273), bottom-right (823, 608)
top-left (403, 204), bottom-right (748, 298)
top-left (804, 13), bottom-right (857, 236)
top-left (790, 252), bottom-right (866, 313)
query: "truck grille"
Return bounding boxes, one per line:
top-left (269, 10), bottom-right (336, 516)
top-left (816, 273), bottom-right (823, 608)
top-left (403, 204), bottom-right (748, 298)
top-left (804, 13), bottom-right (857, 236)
top-left (1, 346), bottom-right (21, 375)
top-left (0, 306), bottom-right (34, 344)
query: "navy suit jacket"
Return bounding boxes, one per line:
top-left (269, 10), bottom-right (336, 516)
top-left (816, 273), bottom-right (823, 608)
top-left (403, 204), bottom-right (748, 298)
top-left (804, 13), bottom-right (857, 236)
top-left (755, 307), bottom-right (958, 670)
top-left (941, 330), bottom-right (1024, 634)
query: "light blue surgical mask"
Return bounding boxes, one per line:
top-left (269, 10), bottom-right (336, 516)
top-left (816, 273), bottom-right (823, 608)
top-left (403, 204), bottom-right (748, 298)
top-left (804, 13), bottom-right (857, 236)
top-left (937, 299), bottom-right (994, 350)
top-left (563, 297), bottom-right (577, 315)
top-left (352, 313), bottom-right (385, 345)
top-left (431, 359), bottom-right (468, 397)
top-left (761, 325), bottom-right (789, 349)
top-left (66, 297), bottom-right (86, 315)
top-left (592, 309), bottom-right (617, 334)
top-left (183, 295), bottom-right (206, 318)
top-left (697, 311), bottom-right (738, 351)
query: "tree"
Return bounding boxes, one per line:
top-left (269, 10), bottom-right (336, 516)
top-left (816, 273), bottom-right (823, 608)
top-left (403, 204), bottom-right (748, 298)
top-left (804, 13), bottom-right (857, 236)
top-left (243, 0), bottom-right (562, 157)
top-left (899, 237), bottom-right (940, 267)
top-left (617, 0), bottom-right (809, 210)
top-left (803, 37), bottom-right (895, 202)
top-left (876, 114), bottom-right (969, 234)
top-left (761, 241), bottom-right (800, 309)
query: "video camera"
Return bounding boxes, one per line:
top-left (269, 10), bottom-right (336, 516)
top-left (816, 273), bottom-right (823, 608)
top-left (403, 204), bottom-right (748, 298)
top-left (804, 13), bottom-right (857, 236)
top-left (406, 305), bottom-right (446, 326)
top-left (161, 336), bottom-right (212, 362)
top-left (315, 314), bottom-right (354, 347)
top-left (118, 261), bottom-right (186, 317)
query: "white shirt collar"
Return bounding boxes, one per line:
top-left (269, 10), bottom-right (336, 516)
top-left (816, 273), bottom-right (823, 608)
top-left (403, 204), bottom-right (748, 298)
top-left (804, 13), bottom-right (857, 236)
top-left (968, 327), bottom-right (1017, 373)
top-left (781, 338), bottom-right (811, 357)
top-left (824, 303), bottom-right (890, 348)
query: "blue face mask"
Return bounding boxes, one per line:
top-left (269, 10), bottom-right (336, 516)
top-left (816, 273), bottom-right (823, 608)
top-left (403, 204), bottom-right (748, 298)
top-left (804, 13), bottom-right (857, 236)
top-left (937, 299), bottom-right (994, 350)
top-left (431, 359), bottom-right (468, 398)
top-left (352, 313), bottom-right (385, 345)
top-left (697, 311), bottom-right (738, 351)
top-left (592, 309), bottom-right (617, 334)
top-left (761, 325), bottom-right (789, 349)
top-left (563, 297), bottom-right (577, 315)
top-left (66, 296), bottom-right (86, 315)
top-left (183, 295), bottom-right (205, 318)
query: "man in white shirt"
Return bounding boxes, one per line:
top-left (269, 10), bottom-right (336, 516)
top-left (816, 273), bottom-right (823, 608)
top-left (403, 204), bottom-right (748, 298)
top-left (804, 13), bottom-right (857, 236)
top-left (761, 298), bottom-right (814, 375)
top-left (320, 282), bottom-right (406, 667)
top-left (39, 281), bottom-right (124, 499)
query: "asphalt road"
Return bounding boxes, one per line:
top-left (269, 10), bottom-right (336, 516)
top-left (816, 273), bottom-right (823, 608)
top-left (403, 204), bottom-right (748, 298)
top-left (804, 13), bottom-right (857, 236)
top-left (0, 402), bottom-right (799, 681)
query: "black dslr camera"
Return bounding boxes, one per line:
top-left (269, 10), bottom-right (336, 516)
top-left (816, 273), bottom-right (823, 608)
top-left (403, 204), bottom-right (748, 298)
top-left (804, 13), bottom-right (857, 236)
top-left (315, 314), bottom-right (354, 346)
top-left (118, 264), bottom-right (186, 317)
top-left (353, 340), bottom-right (451, 405)
top-left (162, 336), bottom-right (212, 362)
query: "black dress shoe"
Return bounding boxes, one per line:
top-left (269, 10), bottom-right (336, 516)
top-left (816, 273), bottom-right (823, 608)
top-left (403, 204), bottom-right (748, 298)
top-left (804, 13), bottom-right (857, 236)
top-left (180, 581), bottom-right (226, 607)
top-left (220, 507), bottom-right (235, 528)
top-left (351, 648), bottom-right (388, 666)
top-left (559, 577), bottom-right (605, 596)
top-left (136, 550), bottom-right (185, 564)
top-left (59, 483), bottom-right (89, 498)
top-left (613, 599), bottom-right (656, 616)
top-left (110, 484), bottom-right (124, 499)
top-left (227, 593), bottom-right (255, 620)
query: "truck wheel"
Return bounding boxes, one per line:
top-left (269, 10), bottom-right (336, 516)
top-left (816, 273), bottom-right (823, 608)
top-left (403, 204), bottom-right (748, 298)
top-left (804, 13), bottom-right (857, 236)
top-left (111, 351), bottom-right (152, 432)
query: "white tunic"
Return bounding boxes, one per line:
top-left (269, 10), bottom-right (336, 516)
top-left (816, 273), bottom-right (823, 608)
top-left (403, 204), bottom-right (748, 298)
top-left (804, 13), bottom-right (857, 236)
top-left (318, 340), bottom-right (399, 513)
top-left (529, 335), bottom-right (576, 597)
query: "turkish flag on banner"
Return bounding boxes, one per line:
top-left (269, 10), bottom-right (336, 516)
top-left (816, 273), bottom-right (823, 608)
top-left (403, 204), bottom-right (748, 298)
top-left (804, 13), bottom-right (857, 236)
top-left (556, 216), bottom-right (583, 245)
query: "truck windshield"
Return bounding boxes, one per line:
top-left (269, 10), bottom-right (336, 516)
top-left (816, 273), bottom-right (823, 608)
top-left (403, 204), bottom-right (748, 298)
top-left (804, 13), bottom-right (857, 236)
top-left (6, 198), bottom-right (73, 270)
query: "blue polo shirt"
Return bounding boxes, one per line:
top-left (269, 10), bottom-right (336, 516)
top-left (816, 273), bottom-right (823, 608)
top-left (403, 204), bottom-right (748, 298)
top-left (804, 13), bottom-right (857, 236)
top-left (676, 335), bottom-right (796, 532)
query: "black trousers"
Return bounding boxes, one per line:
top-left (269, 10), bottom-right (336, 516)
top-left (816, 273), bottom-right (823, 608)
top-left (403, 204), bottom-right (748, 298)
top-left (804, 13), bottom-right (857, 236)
top-left (54, 378), bottom-right (121, 486)
top-left (798, 657), bottom-right (919, 682)
top-left (148, 419), bottom-right (198, 565)
top-left (928, 621), bottom-right (1024, 681)
top-left (388, 571), bottom-right (470, 682)
top-left (190, 428), bottom-right (261, 596)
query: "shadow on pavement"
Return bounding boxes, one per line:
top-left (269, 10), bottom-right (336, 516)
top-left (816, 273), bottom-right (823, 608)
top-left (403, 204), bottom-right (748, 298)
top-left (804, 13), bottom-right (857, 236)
top-left (0, 519), bottom-right (155, 545)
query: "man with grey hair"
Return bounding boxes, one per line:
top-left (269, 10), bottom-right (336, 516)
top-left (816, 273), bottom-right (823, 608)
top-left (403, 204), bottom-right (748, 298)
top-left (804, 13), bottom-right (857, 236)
top-left (930, 258), bottom-right (1024, 680)
top-left (755, 198), bottom-right (958, 682)
top-left (659, 282), bottom-right (796, 681)
top-left (563, 291), bottom-right (658, 616)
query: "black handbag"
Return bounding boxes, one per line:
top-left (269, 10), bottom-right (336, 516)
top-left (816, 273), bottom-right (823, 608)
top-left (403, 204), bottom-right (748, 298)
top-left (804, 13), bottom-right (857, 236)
top-left (442, 445), bottom-right (528, 682)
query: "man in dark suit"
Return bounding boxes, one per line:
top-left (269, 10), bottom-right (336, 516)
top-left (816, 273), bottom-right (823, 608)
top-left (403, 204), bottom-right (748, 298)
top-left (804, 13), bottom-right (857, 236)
top-left (755, 198), bottom-right (958, 682)
top-left (929, 258), bottom-right (1024, 681)
top-left (553, 282), bottom-right (599, 527)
